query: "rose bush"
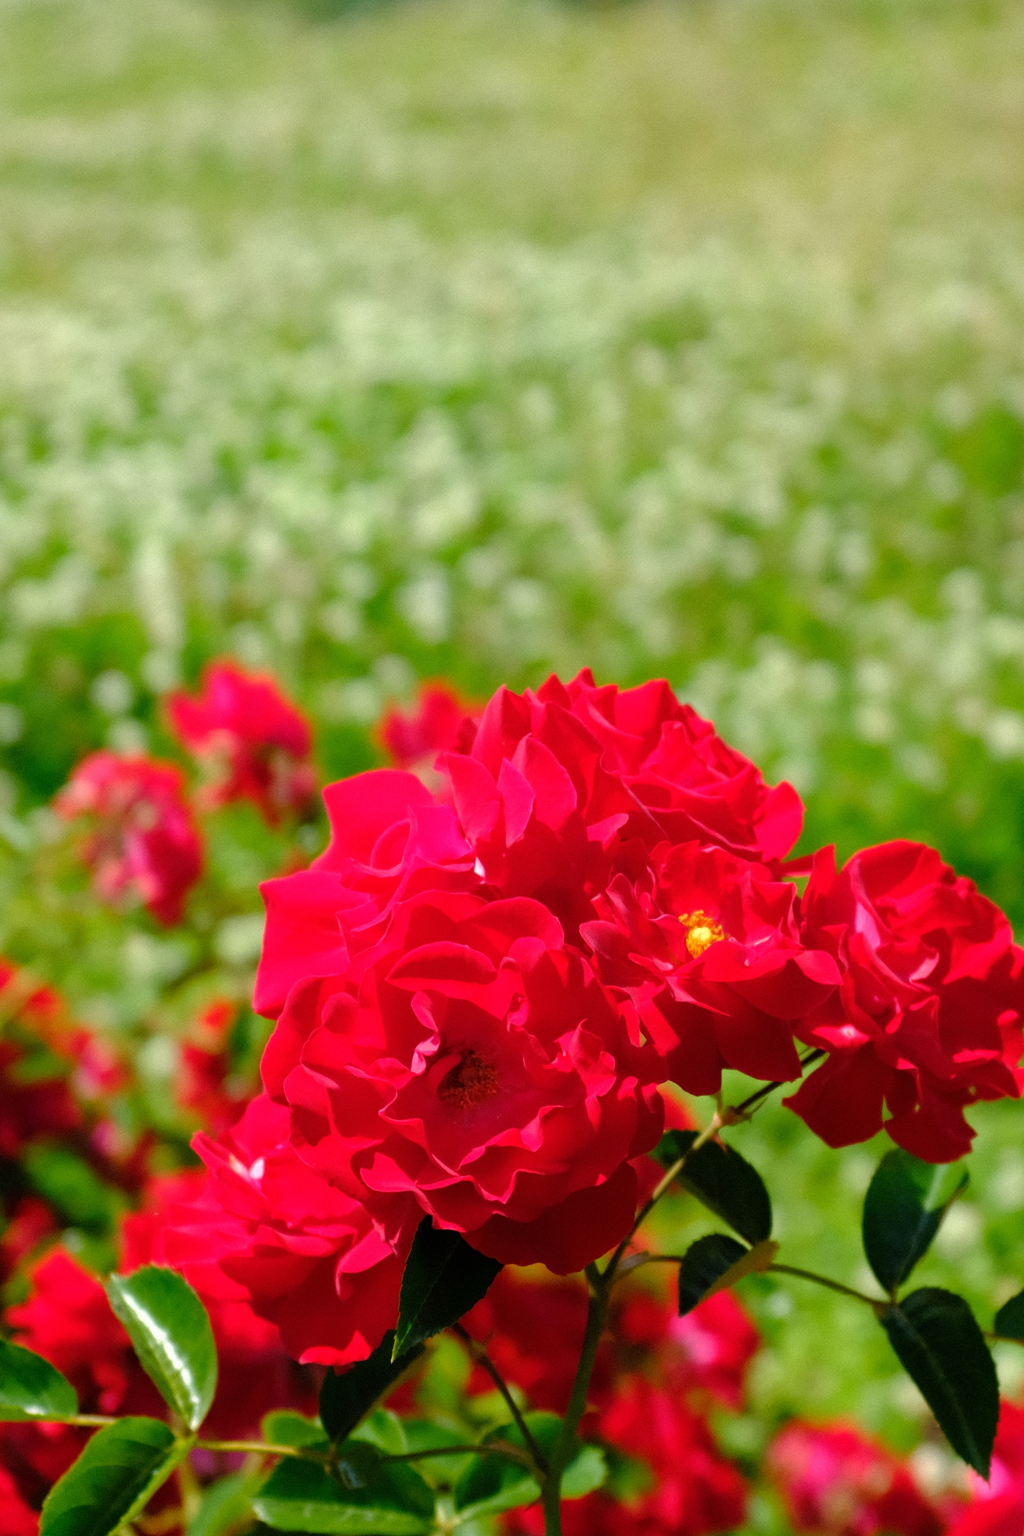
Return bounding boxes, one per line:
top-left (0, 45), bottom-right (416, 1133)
top-left (6, 663), bottom-right (1024, 1536)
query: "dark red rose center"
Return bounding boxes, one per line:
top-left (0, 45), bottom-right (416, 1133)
top-left (437, 1049), bottom-right (500, 1111)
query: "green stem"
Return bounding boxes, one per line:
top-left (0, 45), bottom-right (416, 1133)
top-left (195, 1438), bottom-right (325, 1459)
top-left (766, 1263), bottom-right (885, 1312)
top-left (382, 1441), bottom-right (534, 1469)
top-left (452, 1322), bottom-right (548, 1473)
top-left (540, 1262), bottom-right (615, 1536)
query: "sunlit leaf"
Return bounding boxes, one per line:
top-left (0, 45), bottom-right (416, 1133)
top-left (40, 1417), bottom-right (189, 1536)
top-left (106, 1265), bottom-right (217, 1431)
top-left (0, 1339), bottom-right (77, 1422)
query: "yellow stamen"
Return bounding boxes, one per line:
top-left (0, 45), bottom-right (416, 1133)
top-left (678, 909), bottom-right (726, 960)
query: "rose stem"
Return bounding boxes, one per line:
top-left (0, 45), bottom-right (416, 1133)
top-left (452, 1322), bottom-right (549, 1474)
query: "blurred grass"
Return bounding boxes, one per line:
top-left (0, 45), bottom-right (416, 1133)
top-left (3, 0), bottom-right (1024, 1508)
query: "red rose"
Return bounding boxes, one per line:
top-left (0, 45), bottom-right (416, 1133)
top-left (166, 658), bottom-right (317, 824)
top-left (152, 1095), bottom-right (414, 1368)
top-left (268, 888), bottom-right (662, 1272)
top-left (254, 769), bottom-right (476, 1020)
top-left (54, 750), bottom-right (203, 925)
top-left (768, 1420), bottom-right (944, 1536)
top-left (785, 843), bottom-right (1024, 1161)
top-left (442, 671), bottom-right (803, 938)
top-left (582, 841), bottom-right (839, 1093)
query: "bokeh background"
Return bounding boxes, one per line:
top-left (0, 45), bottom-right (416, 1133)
top-left (3, 0), bottom-right (1024, 1520)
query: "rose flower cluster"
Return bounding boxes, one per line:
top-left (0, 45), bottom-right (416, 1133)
top-left (140, 670), bottom-right (1024, 1373)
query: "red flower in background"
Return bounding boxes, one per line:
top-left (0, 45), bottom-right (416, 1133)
top-left (505, 1379), bottom-right (749, 1536)
top-left (785, 843), bottom-right (1024, 1162)
top-left (167, 659), bottom-right (316, 824)
top-left (0, 960), bottom-right (132, 1167)
top-left (768, 1420), bottom-right (944, 1536)
top-left (175, 998), bottom-right (250, 1134)
top-left (947, 1400), bottom-right (1024, 1536)
top-left (378, 681), bottom-right (478, 777)
top-left (152, 1094), bottom-right (414, 1368)
top-left (54, 750), bottom-right (203, 925)
top-left (583, 840), bottom-right (839, 1095)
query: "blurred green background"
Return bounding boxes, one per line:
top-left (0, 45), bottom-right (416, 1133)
top-left (3, 0), bottom-right (1024, 1517)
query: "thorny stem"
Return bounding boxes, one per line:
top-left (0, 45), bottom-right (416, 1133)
top-left (452, 1322), bottom-right (549, 1474)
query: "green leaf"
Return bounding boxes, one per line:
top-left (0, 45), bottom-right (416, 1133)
top-left (320, 1330), bottom-right (424, 1444)
top-left (262, 1411), bottom-right (329, 1450)
top-left (40, 1417), bottom-right (190, 1536)
top-left (994, 1288), bottom-right (1024, 1341)
top-left (676, 1233), bottom-right (748, 1314)
top-left (23, 1145), bottom-right (120, 1234)
top-left (350, 1409), bottom-right (408, 1456)
top-left (863, 1150), bottom-right (969, 1295)
top-left (106, 1265), bottom-right (217, 1431)
top-left (656, 1129), bottom-right (772, 1245)
top-left (0, 1339), bottom-right (78, 1421)
top-left (453, 1412), bottom-right (604, 1523)
top-left (393, 1219), bottom-right (502, 1359)
top-left (253, 1440), bottom-right (434, 1534)
top-left (187, 1471), bottom-right (262, 1536)
top-left (879, 1287), bottom-right (999, 1476)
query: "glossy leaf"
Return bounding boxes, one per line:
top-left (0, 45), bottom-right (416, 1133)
top-left (320, 1330), bottom-right (424, 1444)
top-left (994, 1288), bottom-right (1024, 1341)
top-left (393, 1218), bottom-right (502, 1359)
top-left (106, 1265), bottom-right (217, 1431)
top-left (657, 1129), bottom-right (772, 1245)
top-left (40, 1416), bottom-right (189, 1536)
top-left (253, 1440), bottom-right (434, 1534)
top-left (0, 1339), bottom-right (77, 1421)
top-left (880, 1287), bottom-right (998, 1476)
top-left (863, 1150), bottom-right (968, 1295)
top-left (453, 1411), bottom-right (605, 1522)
